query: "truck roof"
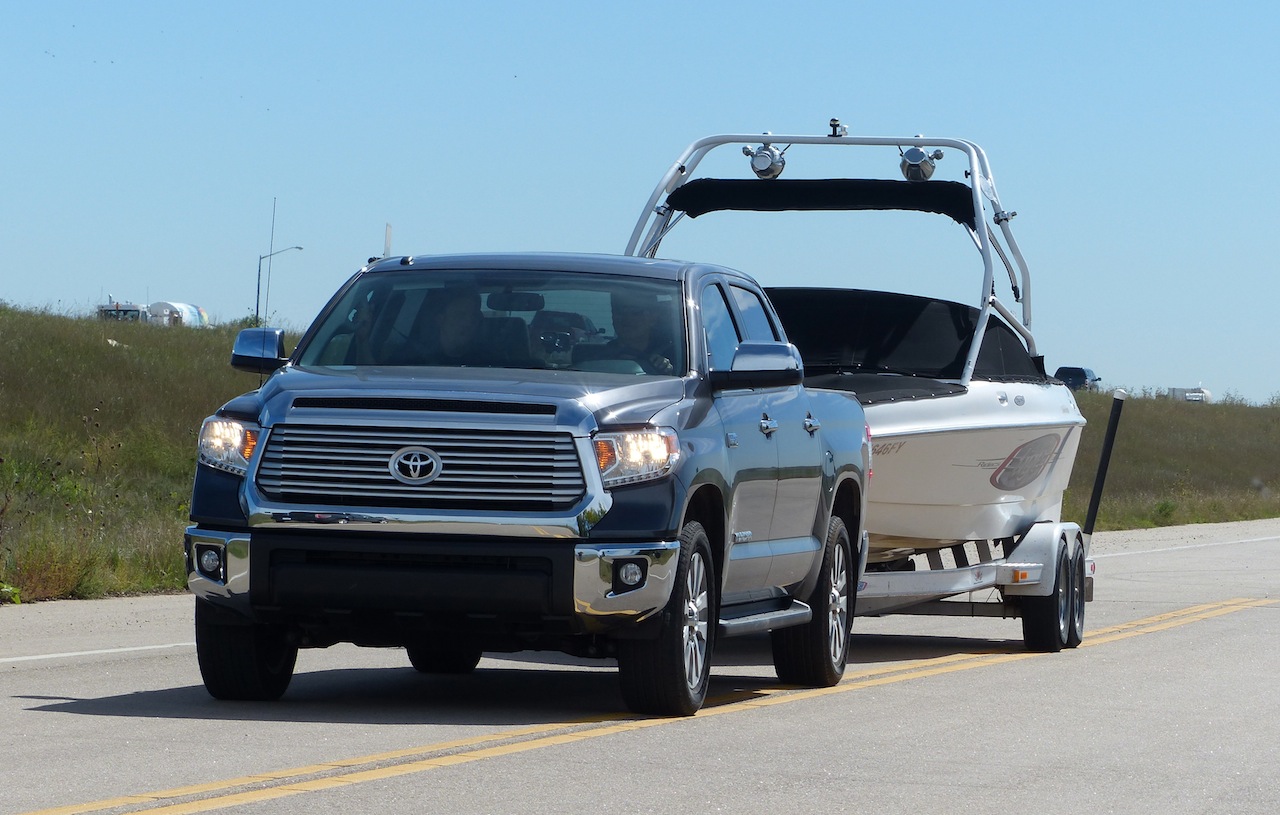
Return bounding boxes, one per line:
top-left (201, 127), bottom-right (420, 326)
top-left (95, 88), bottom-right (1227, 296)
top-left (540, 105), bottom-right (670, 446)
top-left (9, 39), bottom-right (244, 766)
top-left (360, 251), bottom-right (755, 285)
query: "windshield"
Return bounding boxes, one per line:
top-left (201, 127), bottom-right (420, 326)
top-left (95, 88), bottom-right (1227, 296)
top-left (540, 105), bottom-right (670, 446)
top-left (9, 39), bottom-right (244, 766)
top-left (296, 269), bottom-right (687, 376)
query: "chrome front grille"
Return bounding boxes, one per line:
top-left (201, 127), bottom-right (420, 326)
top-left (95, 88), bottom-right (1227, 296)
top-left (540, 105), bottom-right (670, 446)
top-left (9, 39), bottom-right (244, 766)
top-left (256, 424), bottom-right (586, 511)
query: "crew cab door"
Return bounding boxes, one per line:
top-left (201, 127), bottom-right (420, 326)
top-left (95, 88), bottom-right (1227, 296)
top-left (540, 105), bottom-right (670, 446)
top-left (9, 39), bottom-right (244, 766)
top-left (701, 282), bottom-right (779, 597)
top-left (722, 284), bottom-right (824, 587)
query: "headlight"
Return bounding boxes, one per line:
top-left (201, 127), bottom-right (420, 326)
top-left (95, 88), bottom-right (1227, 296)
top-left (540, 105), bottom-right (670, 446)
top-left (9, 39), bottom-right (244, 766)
top-left (593, 427), bottom-right (680, 487)
top-left (198, 417), bottom-right (261, 476)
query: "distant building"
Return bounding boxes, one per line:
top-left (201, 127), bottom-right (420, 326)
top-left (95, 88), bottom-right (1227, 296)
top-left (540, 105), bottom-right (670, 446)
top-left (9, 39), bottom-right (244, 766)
top-left (97, 296), bottom-right (149, 322)
top-left (1168, 386), bottom-right (1212, 403)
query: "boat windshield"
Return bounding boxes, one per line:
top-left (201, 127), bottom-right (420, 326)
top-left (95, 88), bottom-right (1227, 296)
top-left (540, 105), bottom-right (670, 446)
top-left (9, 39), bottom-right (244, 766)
top-left (296, 269), bottom-right (687, 376)
top-left (767, 287), bottom-right (1043, 382)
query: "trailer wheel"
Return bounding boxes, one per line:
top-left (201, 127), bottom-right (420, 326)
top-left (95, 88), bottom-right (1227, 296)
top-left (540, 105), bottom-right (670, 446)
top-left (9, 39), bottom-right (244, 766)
top-left (1066, 546), bottom-right (1086, 648)
top-left (1021, 541), bottom-right (1070, 653)
top-left (771, 515), bottom-right (853, 686)
top-left (195, 598), bottom-right (297, 700)
top-left (617, 521), bottom-right (714, 716)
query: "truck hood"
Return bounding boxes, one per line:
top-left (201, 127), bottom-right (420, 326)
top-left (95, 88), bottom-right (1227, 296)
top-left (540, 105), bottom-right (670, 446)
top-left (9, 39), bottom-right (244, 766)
top-left (218, 364), bottom-right (693, 431)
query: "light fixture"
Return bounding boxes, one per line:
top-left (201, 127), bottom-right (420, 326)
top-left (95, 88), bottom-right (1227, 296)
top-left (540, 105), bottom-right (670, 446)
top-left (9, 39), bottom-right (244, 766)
top-left (743, 139), bottom-right (786, 180)
top-left (255, 245), bottom-right (303, 326)
top-left (618, 562), bottom-right (644, 587)
top-left (900, 146), bottom-right (944, 181)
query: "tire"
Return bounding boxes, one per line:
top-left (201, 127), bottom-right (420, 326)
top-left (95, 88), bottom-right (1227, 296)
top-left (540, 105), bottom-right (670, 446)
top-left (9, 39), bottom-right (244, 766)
top-left (1066, 545), bottom-right (1087, 648)
top-left (195, 599), bottom-right (298, 701)
top-left (406, 642), bottom-right (483, 674)
top-left (1021, 541), bottom-right (1070, 653)
top-left (617, 521), bottom-right (714, 716)
top-left (771, 516), bottom-right (854, 686)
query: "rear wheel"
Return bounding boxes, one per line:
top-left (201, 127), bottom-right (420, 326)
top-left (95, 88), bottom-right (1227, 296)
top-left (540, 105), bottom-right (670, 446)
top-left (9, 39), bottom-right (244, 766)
top-left (406, 642), bottom-right (483, 674)
top-left (1066, 545), bottom-right (1087, 648)
top-left (772, 516), bottom-right (854, 686)
top-left (617, 521), bottom-right (714, 716)
top-left (195, 599), bottom-right (297, 701)
top-left (1021, 541), bottom-right (1070, 653)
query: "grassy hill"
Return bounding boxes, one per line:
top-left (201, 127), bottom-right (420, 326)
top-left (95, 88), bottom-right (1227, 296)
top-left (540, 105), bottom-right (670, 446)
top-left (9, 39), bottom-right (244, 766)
top-left (1, 305), bottom-right (1277, 603)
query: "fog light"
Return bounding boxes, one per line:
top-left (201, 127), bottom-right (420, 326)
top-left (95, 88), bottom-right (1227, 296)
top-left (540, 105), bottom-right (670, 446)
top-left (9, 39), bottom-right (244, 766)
top-left (198, 547), bottom-right (222, 578)
top-left (618, 562), bottom-right (644, 587)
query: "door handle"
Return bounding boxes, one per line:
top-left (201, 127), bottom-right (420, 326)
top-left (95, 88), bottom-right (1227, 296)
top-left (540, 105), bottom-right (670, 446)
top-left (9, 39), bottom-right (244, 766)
top-left (804, 415), bottom-right (821, 435)
top-left (759, 416), bottom-right (779, 435)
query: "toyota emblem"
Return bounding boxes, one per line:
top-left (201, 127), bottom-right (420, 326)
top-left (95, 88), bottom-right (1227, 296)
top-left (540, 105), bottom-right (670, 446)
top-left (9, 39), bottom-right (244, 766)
top-left (389, 446), bottom-right (443, 485)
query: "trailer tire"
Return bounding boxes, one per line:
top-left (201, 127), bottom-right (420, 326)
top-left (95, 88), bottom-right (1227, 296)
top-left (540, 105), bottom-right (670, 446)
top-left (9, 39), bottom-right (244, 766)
top-left (771, 515), bottom-right (853, 686)
top-left (1021, 540), bottom-right (1070, 653)
top-left (1066, 545), bottom-right (1086, 648)
top-left (617, 521), bottom-right (714, 716)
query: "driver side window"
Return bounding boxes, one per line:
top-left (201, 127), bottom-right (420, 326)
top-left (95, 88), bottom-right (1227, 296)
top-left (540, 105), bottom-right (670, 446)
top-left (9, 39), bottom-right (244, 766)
top-left (701, 285), bottom-right (741, 371)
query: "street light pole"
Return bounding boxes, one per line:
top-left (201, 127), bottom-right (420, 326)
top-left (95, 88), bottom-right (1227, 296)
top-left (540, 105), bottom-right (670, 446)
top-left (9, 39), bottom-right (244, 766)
top-left (255, 245), bottom-right (303, 326)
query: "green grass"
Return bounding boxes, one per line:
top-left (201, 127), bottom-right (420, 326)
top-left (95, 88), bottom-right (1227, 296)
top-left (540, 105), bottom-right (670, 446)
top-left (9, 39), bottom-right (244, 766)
top-left (1063, 389), bottom-right (1280, 529)
top-left (1, 305), bottom-right (1277, 603)
top-left (0, 305), bottom-right (270, 602)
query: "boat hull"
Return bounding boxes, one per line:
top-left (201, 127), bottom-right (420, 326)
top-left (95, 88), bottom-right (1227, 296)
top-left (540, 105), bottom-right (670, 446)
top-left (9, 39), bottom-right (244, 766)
top-left (863, 379), bottom-right (1084, 557)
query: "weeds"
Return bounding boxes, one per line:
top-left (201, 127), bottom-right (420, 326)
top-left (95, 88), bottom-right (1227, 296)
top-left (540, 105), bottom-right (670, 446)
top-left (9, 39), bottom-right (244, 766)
top-left (0, 305), bottom-right (267, 602)
top-left (1062, 390), bottom-right (1280, 530)
top-left (0, 305), bottom-right (1276, 602)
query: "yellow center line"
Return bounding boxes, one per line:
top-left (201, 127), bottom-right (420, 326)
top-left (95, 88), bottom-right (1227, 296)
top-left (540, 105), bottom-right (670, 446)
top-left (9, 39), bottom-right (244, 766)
top-left (21, 598), bottom-right (1274, 815)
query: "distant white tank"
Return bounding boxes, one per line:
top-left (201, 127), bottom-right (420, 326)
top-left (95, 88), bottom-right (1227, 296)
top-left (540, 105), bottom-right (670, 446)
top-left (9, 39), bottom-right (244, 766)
top-left (148, 301), bottom-right (210, 327)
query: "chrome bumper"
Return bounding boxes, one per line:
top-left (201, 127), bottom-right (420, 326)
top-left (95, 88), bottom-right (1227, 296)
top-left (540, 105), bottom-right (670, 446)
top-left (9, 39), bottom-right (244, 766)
top-left (185, 526), bottom-right (680, 626)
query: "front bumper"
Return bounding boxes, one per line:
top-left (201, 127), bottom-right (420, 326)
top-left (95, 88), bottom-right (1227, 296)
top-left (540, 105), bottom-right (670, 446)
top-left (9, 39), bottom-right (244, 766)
top-left (184, 526), bottom-right (679, 633)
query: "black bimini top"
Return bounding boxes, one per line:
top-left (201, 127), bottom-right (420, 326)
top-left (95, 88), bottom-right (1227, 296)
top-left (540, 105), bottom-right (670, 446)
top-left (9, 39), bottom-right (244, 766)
top-left (665, 178), bottom-right (978, 230)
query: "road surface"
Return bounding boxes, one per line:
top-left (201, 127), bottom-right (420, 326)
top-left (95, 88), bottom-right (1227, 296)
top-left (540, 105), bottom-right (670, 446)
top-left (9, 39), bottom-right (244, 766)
top-left (2, 519), bottom-right (1277, 814)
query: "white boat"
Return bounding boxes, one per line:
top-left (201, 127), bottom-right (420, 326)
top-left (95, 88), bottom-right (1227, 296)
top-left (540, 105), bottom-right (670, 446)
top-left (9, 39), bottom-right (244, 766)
top-left (625, 121), bottom-right (1087, 567)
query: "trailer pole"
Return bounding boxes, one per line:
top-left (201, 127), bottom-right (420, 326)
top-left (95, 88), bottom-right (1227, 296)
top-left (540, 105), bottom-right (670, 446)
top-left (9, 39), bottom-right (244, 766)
top-left (1084, 389), bottom-right (1127, 538)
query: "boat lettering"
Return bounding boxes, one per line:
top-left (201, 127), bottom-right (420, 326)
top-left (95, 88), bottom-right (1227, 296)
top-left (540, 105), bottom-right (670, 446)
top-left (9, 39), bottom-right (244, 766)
top-left (989, 434), bottom-right (1061, 490)
top-left (873, 441), bottom-right (906, 456)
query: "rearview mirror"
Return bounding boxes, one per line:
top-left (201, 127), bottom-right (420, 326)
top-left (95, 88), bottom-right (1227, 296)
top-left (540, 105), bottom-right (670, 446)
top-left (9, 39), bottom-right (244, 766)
top-left (487, 291), bottom-right (545, 312)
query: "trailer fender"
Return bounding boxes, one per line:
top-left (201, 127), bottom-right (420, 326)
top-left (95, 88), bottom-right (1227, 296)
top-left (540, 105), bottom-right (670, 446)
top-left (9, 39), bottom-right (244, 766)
top-left (1000, 521), bottom-right (1083, 598)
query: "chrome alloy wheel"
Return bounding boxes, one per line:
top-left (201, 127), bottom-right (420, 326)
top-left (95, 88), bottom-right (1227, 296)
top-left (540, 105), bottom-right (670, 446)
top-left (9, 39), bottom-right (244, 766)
top-left (682, 550), bottom-right (710, 692)
top-left (827, 541), bottom-right (850, 667)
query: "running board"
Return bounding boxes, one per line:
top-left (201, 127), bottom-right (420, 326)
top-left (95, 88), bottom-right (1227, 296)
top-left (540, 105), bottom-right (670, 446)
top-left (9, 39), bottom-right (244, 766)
top-left (718, 600), bottom-right (812, 637)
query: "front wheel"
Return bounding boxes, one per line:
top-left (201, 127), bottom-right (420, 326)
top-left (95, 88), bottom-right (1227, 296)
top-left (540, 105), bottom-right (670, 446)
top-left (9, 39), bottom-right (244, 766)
top-left (195, 599), bottom-right (298, 701)
top-left (617, 521), bottom-right (715, 716)
top-left (771, 515), bottom-right (854, 686)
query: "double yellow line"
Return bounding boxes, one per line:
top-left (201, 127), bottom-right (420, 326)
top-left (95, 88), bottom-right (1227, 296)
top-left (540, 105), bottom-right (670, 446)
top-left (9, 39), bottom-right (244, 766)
top-left (24, 598), bottom-right (1273, 815)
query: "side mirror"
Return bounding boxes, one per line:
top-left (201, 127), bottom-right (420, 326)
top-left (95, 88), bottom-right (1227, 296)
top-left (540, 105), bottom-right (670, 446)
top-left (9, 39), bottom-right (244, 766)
top-left (230, 327), bottom-right (289, 374)
top-left (708, 341), bottom-right (804, 390)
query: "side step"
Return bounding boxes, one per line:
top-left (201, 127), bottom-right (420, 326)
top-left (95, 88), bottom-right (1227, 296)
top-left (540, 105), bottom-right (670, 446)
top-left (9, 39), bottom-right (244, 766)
top-left (718, 600), bottom-right (812, 638)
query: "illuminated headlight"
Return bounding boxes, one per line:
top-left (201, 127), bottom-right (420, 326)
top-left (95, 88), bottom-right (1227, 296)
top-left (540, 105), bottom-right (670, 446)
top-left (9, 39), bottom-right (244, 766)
top-left (593, 427), bottom-right (680, 487)
top-left (197, 417), bottom-right (261, 476)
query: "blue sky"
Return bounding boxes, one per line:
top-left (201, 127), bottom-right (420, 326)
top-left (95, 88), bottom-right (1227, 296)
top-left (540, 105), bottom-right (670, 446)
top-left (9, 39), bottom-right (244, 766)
top-left (4, 1), bottom-right (1277, 403)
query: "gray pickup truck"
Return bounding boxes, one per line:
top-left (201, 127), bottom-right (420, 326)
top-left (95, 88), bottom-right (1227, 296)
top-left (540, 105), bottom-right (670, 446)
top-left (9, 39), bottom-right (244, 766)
top-left (186, 252), bottom-right (870, 715)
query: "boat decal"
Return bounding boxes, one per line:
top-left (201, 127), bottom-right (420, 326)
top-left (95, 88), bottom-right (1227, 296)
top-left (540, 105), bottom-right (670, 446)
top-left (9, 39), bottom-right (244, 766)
top-left (989, 434), bottom-right (1061, 490)
top-left (872, 441), bottom-right (906, 456)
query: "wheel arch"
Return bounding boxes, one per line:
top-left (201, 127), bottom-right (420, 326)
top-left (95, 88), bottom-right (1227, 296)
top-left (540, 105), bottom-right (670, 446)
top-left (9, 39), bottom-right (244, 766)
top-left (681, 483), bottom-right (726, 591)
top-left (1004, 521), bottom-right (1082, 597)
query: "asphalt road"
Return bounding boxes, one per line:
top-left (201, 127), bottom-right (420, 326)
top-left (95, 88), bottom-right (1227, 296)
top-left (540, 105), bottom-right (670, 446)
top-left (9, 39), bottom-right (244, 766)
top-left (3, 518), bottom-right (1277, 815)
